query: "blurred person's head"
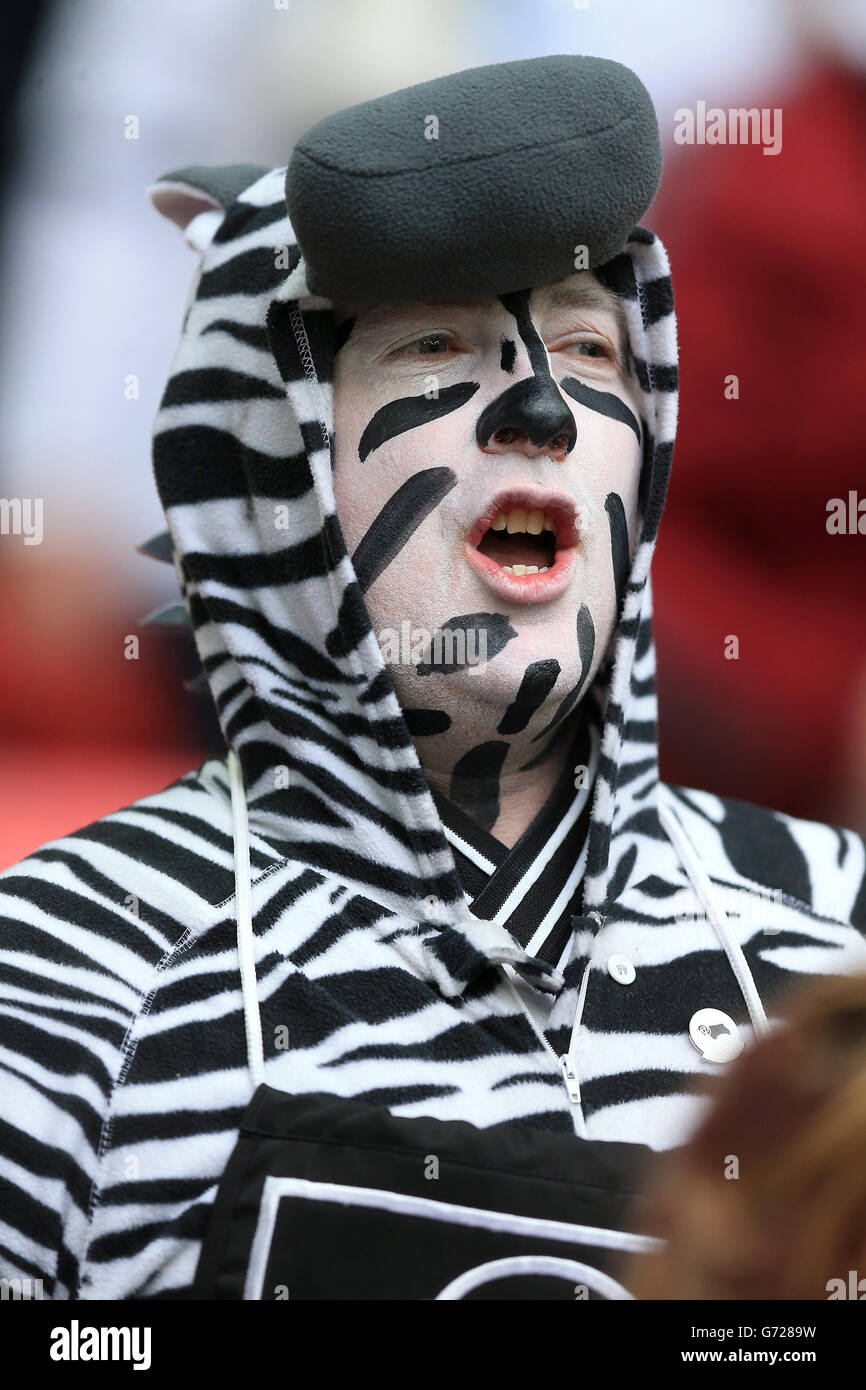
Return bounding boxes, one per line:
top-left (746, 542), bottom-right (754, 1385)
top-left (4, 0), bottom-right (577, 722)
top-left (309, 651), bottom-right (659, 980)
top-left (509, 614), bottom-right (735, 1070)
top-left (628, 971), bottom-right (866, 1300)
top-left (793, 0), bottom-right (866, 72)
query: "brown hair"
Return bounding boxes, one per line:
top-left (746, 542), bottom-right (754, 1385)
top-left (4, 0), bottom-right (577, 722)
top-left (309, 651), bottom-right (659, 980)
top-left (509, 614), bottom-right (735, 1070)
top-left (628, 970), bottom-right (866, 1300)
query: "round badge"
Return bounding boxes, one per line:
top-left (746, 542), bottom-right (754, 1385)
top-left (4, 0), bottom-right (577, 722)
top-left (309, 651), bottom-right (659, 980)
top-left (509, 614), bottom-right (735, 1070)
top-left (688, 1008), bottom-right (744, 1064)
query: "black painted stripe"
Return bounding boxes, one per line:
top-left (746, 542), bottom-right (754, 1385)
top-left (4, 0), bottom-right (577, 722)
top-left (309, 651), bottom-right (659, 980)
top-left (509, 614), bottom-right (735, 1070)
top-left (497, 659), bottom-right (561, 734)
top-left (499, 291), bottom-right (549, 376)
top-left (403, 708), bottom-right (452, 736)
top-left (605, 491), bottom-right (630, 617)
top-left (532, 605), bottom-right (596, 741)
top-left (358, 381), bottom-right (479, 462)
top-left (351, 467), bottom-right (457, 593)
top-left (416, 612), bottom-right (517, 677)
top-left (560, 375), bottom-right (641, 443)
top-left (450, 742), bottom-right (510, 834)
top-left (478, 293), bottom-right (578, 453)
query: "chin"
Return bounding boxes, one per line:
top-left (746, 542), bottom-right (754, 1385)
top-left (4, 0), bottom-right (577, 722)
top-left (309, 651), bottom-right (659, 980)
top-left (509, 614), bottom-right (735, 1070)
top-left (453, 657), bottom-right (577, 709)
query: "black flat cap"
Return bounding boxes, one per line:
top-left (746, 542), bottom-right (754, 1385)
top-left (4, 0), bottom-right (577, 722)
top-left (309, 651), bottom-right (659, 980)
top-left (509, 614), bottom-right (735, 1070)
top-left (285, 54), bottom-right (661, 304)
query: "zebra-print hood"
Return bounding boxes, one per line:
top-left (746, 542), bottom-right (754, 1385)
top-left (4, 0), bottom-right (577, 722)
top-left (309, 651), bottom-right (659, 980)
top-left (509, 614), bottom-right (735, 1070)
top-left (147, 162), bottom-right (677, 956)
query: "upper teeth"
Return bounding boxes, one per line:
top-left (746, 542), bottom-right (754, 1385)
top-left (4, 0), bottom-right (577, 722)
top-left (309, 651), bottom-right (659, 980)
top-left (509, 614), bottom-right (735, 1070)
top-left (490, 508), bottom-right (555, 535)
top-left (502, 565), bottom-right (550, 575)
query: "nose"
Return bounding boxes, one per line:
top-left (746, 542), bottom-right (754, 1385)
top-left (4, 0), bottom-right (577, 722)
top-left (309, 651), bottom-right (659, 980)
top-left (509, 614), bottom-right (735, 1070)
top-left (475, 375), bottom-right (577, 457)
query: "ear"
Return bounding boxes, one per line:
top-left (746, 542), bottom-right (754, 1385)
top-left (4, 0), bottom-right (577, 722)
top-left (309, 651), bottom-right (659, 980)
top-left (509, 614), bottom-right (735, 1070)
top-left (147, 163), bottom-right (270, 252)
top-left (147, 178), bottom-right (225, 253)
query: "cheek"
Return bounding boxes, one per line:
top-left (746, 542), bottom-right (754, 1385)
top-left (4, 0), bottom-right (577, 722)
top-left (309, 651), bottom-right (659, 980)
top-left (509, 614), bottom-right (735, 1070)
top-left (335, 435), bottom-right (447, 561)
top-left (573, 414), bottom-right (642, 542)
top-left (333, 378), bottom-right (474, 561)
top-left (333, 435), bottom-right (465, 641)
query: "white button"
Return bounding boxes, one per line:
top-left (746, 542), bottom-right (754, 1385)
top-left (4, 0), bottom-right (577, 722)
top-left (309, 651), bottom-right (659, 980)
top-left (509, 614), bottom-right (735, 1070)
top-left (607, 954), bottom-right (635, 985)
top-left (689, 1008), bottom-right (744, 1064)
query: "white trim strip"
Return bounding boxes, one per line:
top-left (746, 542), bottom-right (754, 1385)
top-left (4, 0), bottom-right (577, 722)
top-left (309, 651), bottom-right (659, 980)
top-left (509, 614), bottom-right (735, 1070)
top-left (493, 721), bottom-right (600, 928)
top-left (244, 1174), bottom-right (660, 1299)
top-left (524, 833), bottom-right (592, 959)
top-left (228, 749), bottom-right (265, 1089)
top-left (443, 824), bottom-right (497, 876)
top-left (435, 1253), bottom-right (634, 1301)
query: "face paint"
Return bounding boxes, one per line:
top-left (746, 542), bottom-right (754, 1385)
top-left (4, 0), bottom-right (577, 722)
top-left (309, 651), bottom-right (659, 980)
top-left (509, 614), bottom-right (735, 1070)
top-left (333, 270), bottom-right (643, 841)
top-left (499, 291), bottom-right (551, 374)
top-left (497, 659), bottom-right (561, 735)
top-left (605, 491), bottom-right (630, 619)
top-left (449, 741), bottom-right (510, 831)
top-left (352, 467), bottom-right (457, 593)
top-left (403, 708), bottom-right (452, 736)
top-left (358, 382), bottom-right (480, 462)
top-left (475, 291), bottom-right (576, 453)
top-left (560, 375), bottom-right (641, 444)
top-left (415, 612), bottom-right (517, 677)
top-left (531, 604), bottom-right (596, 742)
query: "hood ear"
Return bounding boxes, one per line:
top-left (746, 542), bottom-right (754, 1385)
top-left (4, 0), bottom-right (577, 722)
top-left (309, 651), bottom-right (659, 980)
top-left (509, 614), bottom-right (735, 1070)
top-left (147, 179), bottom-right (225, 254)
top-left (147, 163), bottom-right (271, 252)
top-left (148, 179), bottom-right (224, 228)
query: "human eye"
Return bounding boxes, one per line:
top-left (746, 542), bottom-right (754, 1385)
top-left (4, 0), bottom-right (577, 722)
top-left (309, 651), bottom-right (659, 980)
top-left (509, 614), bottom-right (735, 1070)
top-left (410, 333), bottom-right (454, 355)
top-left (386, 331), bottom-right (464, 360)
top-left (552, 332), bottom-right (621, 372)
top-left (560, 335), bottom-right (614, 359)
top-left (573, 340), bottom-right (609, 358)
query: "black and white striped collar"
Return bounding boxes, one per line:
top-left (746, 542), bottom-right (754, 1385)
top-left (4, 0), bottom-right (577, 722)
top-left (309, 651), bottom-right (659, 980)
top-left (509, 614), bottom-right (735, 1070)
top-left (433, 717), bottom-right (599, 969)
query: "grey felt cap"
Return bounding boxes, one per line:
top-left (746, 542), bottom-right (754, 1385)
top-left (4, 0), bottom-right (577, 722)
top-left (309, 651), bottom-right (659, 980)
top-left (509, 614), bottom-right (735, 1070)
top-left (285, 54), bottom-right (661, 304)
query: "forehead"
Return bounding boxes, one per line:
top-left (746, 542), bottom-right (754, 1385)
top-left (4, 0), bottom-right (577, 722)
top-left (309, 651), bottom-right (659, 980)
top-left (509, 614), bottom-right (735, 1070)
top-left (337, 271), bottom-right (628, 342)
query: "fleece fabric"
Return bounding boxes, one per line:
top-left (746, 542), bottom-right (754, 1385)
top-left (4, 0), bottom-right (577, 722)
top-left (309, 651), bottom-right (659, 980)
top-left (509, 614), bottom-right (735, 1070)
top-left (286, 54), bottom-right (662, 302)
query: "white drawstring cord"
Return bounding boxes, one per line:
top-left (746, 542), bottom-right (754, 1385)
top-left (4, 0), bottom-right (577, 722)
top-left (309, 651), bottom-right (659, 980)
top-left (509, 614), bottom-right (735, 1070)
top-left (228, 748), bottom-right (266, 1088)
top-left (227, 743), bottom-right (768, 1108)
top-left (658, 792), bottom-right (770, 1038)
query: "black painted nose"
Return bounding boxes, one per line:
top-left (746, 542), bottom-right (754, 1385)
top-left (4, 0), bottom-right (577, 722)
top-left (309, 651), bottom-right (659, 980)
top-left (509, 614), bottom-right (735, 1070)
top-left (475, 376), bottom-right (577, 455)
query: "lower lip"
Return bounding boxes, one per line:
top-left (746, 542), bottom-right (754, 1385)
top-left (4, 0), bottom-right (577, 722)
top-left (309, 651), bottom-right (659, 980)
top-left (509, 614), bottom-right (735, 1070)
top-left (463, 541), bottom-right (578, 604)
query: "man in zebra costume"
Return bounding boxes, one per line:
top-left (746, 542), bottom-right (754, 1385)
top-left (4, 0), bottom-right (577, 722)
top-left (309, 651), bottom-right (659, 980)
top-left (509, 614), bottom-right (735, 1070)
top-left (1, 56), bottom-right (864, 1301)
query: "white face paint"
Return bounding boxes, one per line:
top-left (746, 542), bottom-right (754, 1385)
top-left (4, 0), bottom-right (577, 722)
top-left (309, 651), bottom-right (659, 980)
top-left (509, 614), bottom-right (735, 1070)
top-left (332, 270), bottom-right (644, 799)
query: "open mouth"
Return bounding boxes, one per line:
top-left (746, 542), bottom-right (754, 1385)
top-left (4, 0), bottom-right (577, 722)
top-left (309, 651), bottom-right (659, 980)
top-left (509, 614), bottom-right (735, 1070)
top-left (477, 508), bottom-right (557, 575)
top-left (464, 489), bottom-right (580, 602)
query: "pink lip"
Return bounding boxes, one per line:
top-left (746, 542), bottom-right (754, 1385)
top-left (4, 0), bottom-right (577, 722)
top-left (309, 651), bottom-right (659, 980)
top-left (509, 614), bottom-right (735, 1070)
top-left (464, 487), bottom-right (580, 605)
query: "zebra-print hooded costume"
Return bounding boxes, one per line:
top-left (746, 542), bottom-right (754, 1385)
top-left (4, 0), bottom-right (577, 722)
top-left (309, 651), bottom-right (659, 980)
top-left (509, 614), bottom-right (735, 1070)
top-left (2, 149), bottom-right (866, 1300)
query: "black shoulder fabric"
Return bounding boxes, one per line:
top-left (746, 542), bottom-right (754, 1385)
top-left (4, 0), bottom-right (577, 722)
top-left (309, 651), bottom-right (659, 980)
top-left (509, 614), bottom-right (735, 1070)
top-left (155, 163), bottom-right (271, 209)
top-left (715, 797), bottom-right (813, 907)
top-left (285, 55), bottom-right (661, 303)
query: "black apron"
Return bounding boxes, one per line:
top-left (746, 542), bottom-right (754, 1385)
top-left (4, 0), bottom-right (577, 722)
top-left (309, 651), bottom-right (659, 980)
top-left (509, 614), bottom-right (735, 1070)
top-left (191, 1083), bottom-right (663, 1300)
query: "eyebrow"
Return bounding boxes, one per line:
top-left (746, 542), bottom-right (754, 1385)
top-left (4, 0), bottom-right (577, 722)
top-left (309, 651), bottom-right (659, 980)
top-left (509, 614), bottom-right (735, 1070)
top-left (346, 300), bottom-right (476, 341)
top-left (347, 282), bottom-right (630, 351)
top-left (536, 282), bottom-right (629, 345)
